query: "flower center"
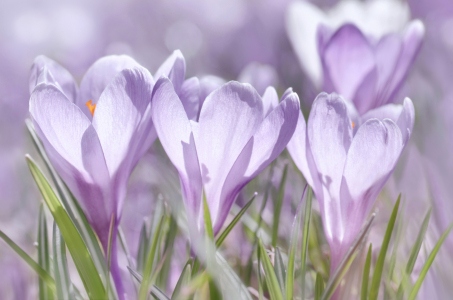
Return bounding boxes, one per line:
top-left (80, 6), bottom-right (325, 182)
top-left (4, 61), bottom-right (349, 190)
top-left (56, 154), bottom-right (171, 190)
top-left (85, 100), bottom-right (96, 117)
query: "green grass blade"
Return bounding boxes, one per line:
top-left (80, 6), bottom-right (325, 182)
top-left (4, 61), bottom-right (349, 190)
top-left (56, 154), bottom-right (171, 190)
top-left (301, 186), bottom-right (313, 299)
top-left (159, 216), bottom-right (178, 289)
top-left (258, 238), bottom-right (284, 300)
top-left (38, 203), bottom-right (53, 300)
top-left (257, 246), bottom-right (264, 300)
top-left (407, 208), bottom-right (432, 274)
top-left (272, 164), bottom-right (288, 247)
top-left (127, 267), bottom-right (171, 300)
top-left (139, 215), bottom-right (165, 300)
top-left (203, 192), bottom-right (214, 241)
top-left (0, 230), bottom-right (56, 293)
top-left (106, 213), bottom-right (115, 299)
top-left (53, 221), bottom-right (73, 300)
top-left (274, 247), bottom-right (286, 298)
top-left (361, 244), bottom-right (372, 300)
top-left (216, 193), bottom-right (257, 248)
top-left (285, 185), bottom-right (306, 300)
top-left (408, 223), bottom-right (453, 300)
top-left (171, 259), bottom-right (192, 299)
top-left (315, 272), bottom-right (325, 300)
top-left (369, 195), bottom-right (401, 300)
top-left (26, 155), bottom-right (105, 299)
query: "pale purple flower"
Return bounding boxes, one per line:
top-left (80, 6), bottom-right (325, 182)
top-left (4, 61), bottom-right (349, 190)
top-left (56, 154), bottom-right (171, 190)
top-left (287, 92), bottom-right (414, 272)
top-left (151, 78), bottom-right (299, 235)
top-left (28, 51), bottom-right (185, 298)
top-left (318, 21), bottom-right (424, 115)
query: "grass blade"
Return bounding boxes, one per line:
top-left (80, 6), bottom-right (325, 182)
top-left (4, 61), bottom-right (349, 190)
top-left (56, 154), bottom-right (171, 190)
top-left (159, 216), bottom-right (178, 289)
top-left (203, 192), bottom-right (214, 241)
top-left (258, 238), bottom-right (284, 300)
top-left (361, 244), bottom-right (372, 300)
top-left (172, 259), bottom-right (192, 299)
top-left (137, 221), bottom-right (149, 273)
top-left (38, 203), bottom-right (53, 300)
top-left (274, 247), bottom-right (286, 298)
top-left (272, 164), bottom-right (288, 247)
top-left (106, 213), bottom-right (115, 299)
top-left (315, 272), bottom-right (325, 300)
top-left (53, 222), bottom-right (73, 300)
top-left (26, 155), bottom-right (105, 299)
top-left (127, 267), bottom-right (171, 300)
top-left (407, 208), bottom-right (432, 274)
top-left (216, 193), bottom-right (257, 248)
top-left (286, 186), bottom-right (307, 300)
top-left (0, 230), bottom-right (56, 293)
top-left (300, 186), bottom-right (312, 300)
top-left (408, 223), bottom-right (453, 300)
top-left (139, 215), bottom-right (165, 300)
top-left (369, 195), bottom-right (401, 300)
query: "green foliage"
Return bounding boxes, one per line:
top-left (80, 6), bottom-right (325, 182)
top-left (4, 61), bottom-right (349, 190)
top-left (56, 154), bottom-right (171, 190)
top-left (315, 272), bottom-right (325, 300)
top-left (301, 186), bottom-right (313, 299)
top-left (361, 244), bottom-right (372, 300)
top-left (272, 164), bottom-right (288, 247)
top-left (53, 222), bottom-right (73, 300)
top-left (258, 238), bottom-right (284, 300)
top-left (38, 203), bottom-right (53, 300)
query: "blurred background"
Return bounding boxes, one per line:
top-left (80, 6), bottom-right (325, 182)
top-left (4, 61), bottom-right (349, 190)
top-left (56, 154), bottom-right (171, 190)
top-left (1, 0), bottom-right (453, 298)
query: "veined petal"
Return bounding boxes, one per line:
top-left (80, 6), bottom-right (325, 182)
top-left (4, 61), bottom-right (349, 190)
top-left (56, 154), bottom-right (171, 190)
top-left (77, 55), bottom-right (143, 119)
top-left (320, 24), bottom-right (376, 103)
top-left (151, 77), bottom-right (202, 225)
top-left (340, 118), bottom-right (403, 252)
top-left (153, 50), bottom-right (186, 93)
top-left (213, 91), bottom-right (300, 233)
top-left (29, 55), bottom-right (78, 102)
top-left (179, 77), bottom-right (200, 121)
top-left (262, 86), bottom-right (279, 117)
top-left (196, 81), bottom-right (264, 225)
top-left (92, 66), bottom-right (154, 181)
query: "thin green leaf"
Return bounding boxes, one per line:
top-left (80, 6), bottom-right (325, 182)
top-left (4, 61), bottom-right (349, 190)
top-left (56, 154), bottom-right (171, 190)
top-left (300, 186), bottom-right (312, 300)
top-left (127, 267), bottom-right (171, 300)
top-left (172, 259), bottom-right (192, 299)
top-left (0, 230), bottom-right (56, 293)
top-left (159, 216), bottom-right (178, 289)
top-left (285, 186), bottom-right (307, 300)
top-left (209, 277), bottom-right (223, 300)
top-left (38, 203), bottom-right (53, 300)
top-left (203, 192), bottom-right (214, 241)
top-left (272, 164), bottom-right (288, 247)
top-left (407, 208), bottom-right (432, 274)
top-left (191, 257), bottom-right (201, 278)
top-left (106, 213), bottom-right (115, 299)
top-left (408, 223), bottom-right (453, 300)
top-left (257, 249), bottom-right (264, 300)
top-left (315, 272), bottom-right (325, 300)
top-left (26, 156), bottom-right (105, 299)
top-left (369, 195), bottom-right (401, 300)
top-left (274, 247), bottom-right (286, 298)
top-left (137, 221), bottom-right (149, 273)
top-left (139, 215), bottom-right (165, 300)
top-left (258, 238), bottom-right (284, 300)
top-left (361, 244), bottom-right (372, 300)
top-left (215, 193), bottom-right (257, 248)
top-left (53, 221), bottom-right (73, 300)
top-left (321, 213), bottom-right (376, 300)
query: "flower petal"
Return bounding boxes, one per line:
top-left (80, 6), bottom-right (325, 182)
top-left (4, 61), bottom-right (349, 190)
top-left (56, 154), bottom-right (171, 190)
top-left (77, 55), bottom-right (143, 119)
top-left (213, 91), bottom-right (300, 233)
top-left (179, 77), bottom-right (200, 121)
top-left (238, 62), bottom-right (278, 95)
top-left (361, 104), bottom-right (403, 124)
top-left (396, 97), bottom-right (415, 144)
top-left (29, 56), bottom-right (78, 102)
top-left (196, 81), bottom-right (264, 225)
top-left (262, 86), bottom-right (279, 117)
top-left (198, 75), bottom-right (226, 114)
top-left (151, 77), bottom-right (202, 226)
top-left (153, 50), bottom-right (186, 93)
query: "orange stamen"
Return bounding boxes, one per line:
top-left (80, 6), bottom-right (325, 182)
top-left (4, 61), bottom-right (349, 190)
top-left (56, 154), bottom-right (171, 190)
top-left (352, 121), bottom-right (355, 129)
top-left (85, 100), bottom-right (96, 117)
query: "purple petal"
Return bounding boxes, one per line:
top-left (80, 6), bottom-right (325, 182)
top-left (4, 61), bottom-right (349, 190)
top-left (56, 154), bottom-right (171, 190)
top-left (179, 77), bottom-right (200, 121)
top-left (320, 24), bottom-right (376, 103)
top-left (361, 104), bottom-right (403, 124)
top-left (262, 86), bottom-right (279, 117)
top-left (29, 56), bottom-right (78, 102)
top-left (151, 77), bottom-right (203, 227)
top-left (153, 50), bottom-right (186, 93)
top-left (339, 119), bottom-right (403, 260)
top-left (237, 62), bottom-right (279, 95)
top-left (77, 55), bottom-right (143, 119)
top-left (396, 97), bottom-right (415, 144)
top-left (196, 81), bottom-right (264, 227)
top-left (281, 87), bottom-right (294, 102)
top-left (351, 67), bottom-right (378, 115)
top-left (307, 93), bottom-right (353, 245)
top-left (213, 91), bottom-right (300, 233)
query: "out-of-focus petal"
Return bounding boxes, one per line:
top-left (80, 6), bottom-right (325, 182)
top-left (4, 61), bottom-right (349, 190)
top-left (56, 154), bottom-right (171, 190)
top-left (29, 55), bottom-right (78, 102)
top-left (196, 81), bottom-right (263, 225)
top-left (238, 62), bottom-right (278, 95)
top-left (262, 86), bottom-right (279, 117)
top-left (361, 104), bottom-right (403, 124)
top-left (151, 77), bottom-right (202, 226)
top-left (77, 55), bottom-right (142, 118)
top-left (153, 50), bottom-right (186, 93)
top-left (351, 68), bottom-right (378, 115)
top-left (214, 91), bottom-right (300, 233)
top-left (179, 77), bottom-right (200, 121)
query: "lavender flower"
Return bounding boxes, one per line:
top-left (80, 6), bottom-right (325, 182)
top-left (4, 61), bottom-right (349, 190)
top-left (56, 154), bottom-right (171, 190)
top-left (151, 78), bottom-right (299, 235)
top-left (287, 92), bottom-right (414, 272)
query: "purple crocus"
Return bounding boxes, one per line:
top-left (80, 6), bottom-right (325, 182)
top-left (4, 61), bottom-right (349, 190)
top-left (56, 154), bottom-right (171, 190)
top-left (151, 78), bottom-right (299, 236)
top-left (287, 92), bottom-right (414, 272)
top-left (318, 21), bottom-right (424, 115)
top-left (28, 51), bottom-right (186, 298)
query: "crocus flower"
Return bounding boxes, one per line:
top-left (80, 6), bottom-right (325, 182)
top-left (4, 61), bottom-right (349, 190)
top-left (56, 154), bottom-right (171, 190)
top-left (151, 78), bottom-right (299, 235)
top-left (28, 51), bottom-right (187, 298)
top-left (286, 0), bottom-right (412, 90)
top-left (287, 92), bottom-right (414, 272)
